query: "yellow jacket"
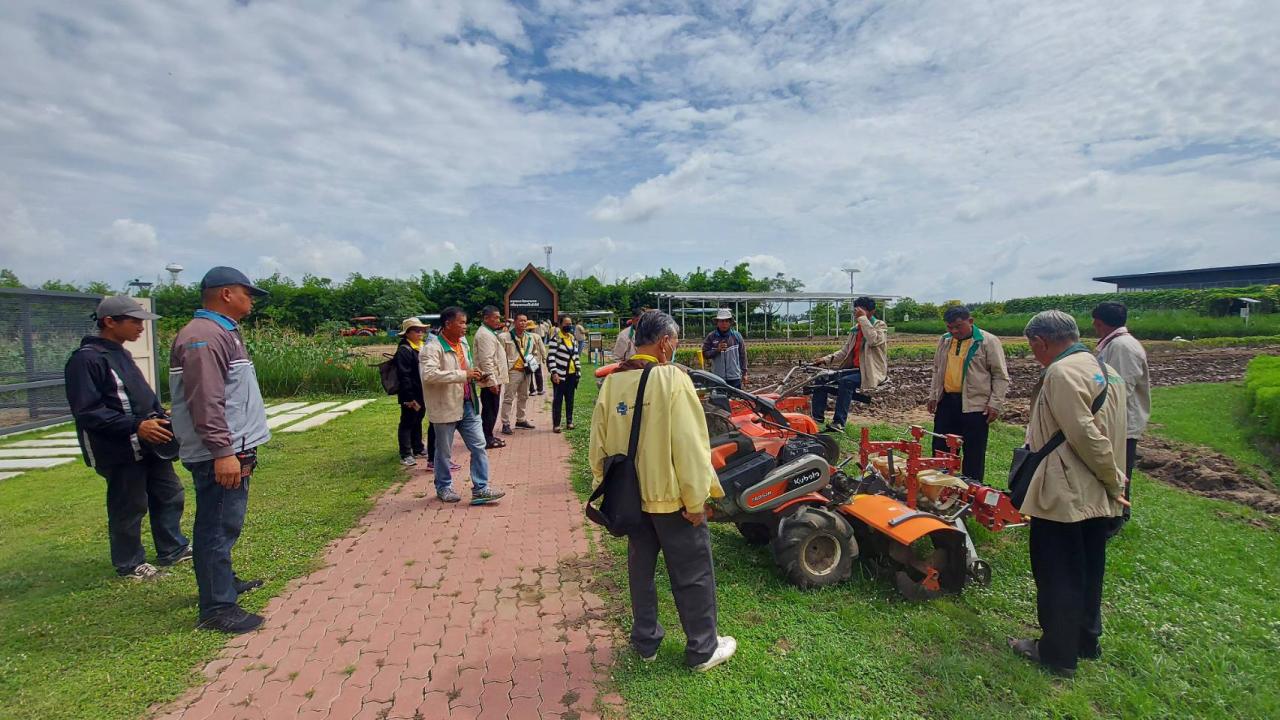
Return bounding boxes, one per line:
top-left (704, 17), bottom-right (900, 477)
top-left (1021, 349), bottom-right (1127, 523)
top-left (589, 364), bottom-right (725, 514)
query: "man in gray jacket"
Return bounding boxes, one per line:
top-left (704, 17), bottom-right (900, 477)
top-left (701, 308), bottom-right (747, 388)
top-left (1092, 301), bottom-right (1150, 534)
top-left (170, 267), bottom-right (270, 634)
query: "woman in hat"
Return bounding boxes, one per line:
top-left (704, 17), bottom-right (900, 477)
top-left (395, 317), bottom-right (431, 466)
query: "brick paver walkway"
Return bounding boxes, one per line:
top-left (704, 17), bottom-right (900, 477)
top-left (154, 397), bottom-right (620, 719)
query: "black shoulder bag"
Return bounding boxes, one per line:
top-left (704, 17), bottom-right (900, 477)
top-left (1008, 355), bottom-right (1109, 510)
top-left (586, 365), bottom-right (654, 537)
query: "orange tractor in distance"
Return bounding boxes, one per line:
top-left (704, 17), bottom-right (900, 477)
top-left (340, 316), bottom-right (382, 337)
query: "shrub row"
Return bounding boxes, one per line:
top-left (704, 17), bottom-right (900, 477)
top-left (894, 310), bottom-right (1280, 340)
top-left (1244, 355), bottom-right (1280, 440)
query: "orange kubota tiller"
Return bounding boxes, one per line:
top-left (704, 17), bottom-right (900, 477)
top-left (687, 369), bottom-right (1025, 600)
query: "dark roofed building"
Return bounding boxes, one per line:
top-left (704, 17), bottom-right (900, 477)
top-left (1093, 263), bottom-right (1280, 291)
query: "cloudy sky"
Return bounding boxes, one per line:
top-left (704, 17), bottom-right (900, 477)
top-left (2, 1), bottom-right (1278, 301)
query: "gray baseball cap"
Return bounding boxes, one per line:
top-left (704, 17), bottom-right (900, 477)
top-left (95, 295), bottom-right (161, 321)
top-left (200, 266), bottom-right (268, 296)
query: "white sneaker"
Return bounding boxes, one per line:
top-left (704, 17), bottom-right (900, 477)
top-left (692, 636), bottom-right (737, 672)
top-left (400, 456), bottom-right (417, 466)
top-left (122, 563), bottom-right (160, 580)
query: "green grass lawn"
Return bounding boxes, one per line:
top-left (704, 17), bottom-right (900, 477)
top-left (0, 397), bottom-right (402, 720)
top-left (1147, 382), bottom-right (1278, 481)
top-left (567, 376), bottom-right (1280, 720)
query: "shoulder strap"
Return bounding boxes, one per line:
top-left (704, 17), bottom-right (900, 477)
top-left (1038, 356), bottom-right (1111, 458)
top-left (627, 365), bottom-right (655, 458)
top-left (1090, 355), bottom-right (1109, 414)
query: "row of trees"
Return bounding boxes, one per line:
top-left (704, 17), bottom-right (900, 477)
top-left (1, 263), bottom-right (802, 334)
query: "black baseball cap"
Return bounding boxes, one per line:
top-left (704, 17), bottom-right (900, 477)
top-left (200, 266), bottom-right (268, 296)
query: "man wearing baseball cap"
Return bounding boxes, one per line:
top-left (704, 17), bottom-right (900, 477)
top-left (65, 295), bottom-right (191, 580)
top-left (701, 308), bottom-right (748, 389)
top-left (169, 267), bottom-right (270, 633)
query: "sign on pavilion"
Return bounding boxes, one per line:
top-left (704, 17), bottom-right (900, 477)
top-left (504, 264), bottom-right (559, 322)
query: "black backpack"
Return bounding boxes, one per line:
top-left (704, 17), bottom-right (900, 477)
top-left (586, 365), bottom-right (653, 537)
top-left (377, 353), bottom-right (399, 395)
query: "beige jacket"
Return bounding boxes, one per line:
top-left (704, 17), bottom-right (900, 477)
top-left (1021, 349), bottom-right (1127, 523)
top-left (819, 315), bottom-right (889, 391)
top-left (531, 333), bottom-right (548, 363)
top-left (419, 334), bottom-right (480, 425)
top-left (472, 326), bottom-right (510, 387)
top-left (927, 327), bottom-right (1011, 413)
top-left (590, 364), bottom-right (725, 514)
top-left (504, 330), bottom-right (537, 373)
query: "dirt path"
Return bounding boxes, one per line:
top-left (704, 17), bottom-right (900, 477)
top-left (152, 399), bottom-right (620, 720)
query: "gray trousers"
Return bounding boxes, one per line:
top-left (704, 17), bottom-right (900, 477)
top-left (627, 511), bottom-right (719, 666)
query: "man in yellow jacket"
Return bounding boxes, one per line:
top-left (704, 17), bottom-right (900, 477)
top-left (1009, 310), bottom-right (1129, 677)
top-left (926, 305), bottom-right (1010, 482)
top-left (589, 310), bottom-right (737, 672)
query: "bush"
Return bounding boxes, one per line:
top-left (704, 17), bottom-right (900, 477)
top-left (995, 285), bottom-right (1280, 316)
top-left (894, 310), bottom-right (1280, 340)
top-left (1244, 355), bottom-right (1280, 440)
top-left (158, 328), bottom-right (381, 399)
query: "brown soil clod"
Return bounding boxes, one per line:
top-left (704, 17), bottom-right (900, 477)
top-left (1136, 436), bottom-right (1280, 515)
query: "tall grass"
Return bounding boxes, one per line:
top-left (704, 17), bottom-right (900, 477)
top-left (158, 328), bottom-right (381, 399)
top-left (895, 309), bottom-right (1280, 340)
top-left (1245, 355), bottom-right (1280, 439)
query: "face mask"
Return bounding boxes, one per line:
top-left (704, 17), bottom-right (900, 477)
top-left (562, 324), bottom-right (572, 331)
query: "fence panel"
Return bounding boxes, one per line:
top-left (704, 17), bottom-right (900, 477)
top-left (0, 288), bottom-right (102, 435)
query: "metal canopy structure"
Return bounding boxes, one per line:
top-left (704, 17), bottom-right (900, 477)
top-left (651, 291), bottom-right (899, 340)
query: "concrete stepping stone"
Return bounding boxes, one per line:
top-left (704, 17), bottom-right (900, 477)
top-left (332, 399), bottom-right (376, 413)
top-left (5, 439), bottom-right (82, 448)
top-left (0, 472), bottom-right (19, 481)
top-left (46, 431), bottom-right (78, 438)
top-left (295, 401), bottom-right (341, 414)
top-left (265, 402), bottom-right (310, 416)
top-left (0, 458), bottom-right (75, 470)
top-left (0, 448), bottom-right (83, 458)
top-left (281, 412), bottom-right (346, 433)
top-left (266, 412), bottom-right (312, 430)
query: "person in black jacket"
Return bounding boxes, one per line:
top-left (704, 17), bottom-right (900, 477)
top-left (64, 296), bottom-right (190, 580)
top-left (548, 313), bottom-right (583, 433)
top-left (395, 317), bottom-right (431, 466)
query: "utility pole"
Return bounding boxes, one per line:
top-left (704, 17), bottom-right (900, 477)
top-left (543, 245), bottom-right (553, 272)
top-left (989, 281), bottom-right (994, 302)
top-left (841, 267), bottom-right (861, 295)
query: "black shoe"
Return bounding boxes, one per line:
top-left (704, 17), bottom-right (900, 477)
top-left (501, 424), bottom-right (514, 435)
top-left (515, 421), bottom-right (535, 430)
top-left (197, 606), bottom-right (264, 634)
top-left (234, 576), bottom-right (265, 596)
top-left (156, 545), bottom-right (193, 567)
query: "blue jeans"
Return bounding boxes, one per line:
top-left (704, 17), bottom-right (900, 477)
top-left (186, 460), bottom-right (250, 616)
top-left (811, 370), bottom-right (861, 426)
top-left (432, 402), bottom-right (490, 494)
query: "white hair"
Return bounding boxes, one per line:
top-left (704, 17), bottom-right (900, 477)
top-left (1024, 310), bottom-right (1080, 343)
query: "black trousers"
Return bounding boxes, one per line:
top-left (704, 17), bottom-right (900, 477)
top-left (931, 392), bottom-right (990, 483)
top-left (426, 422), bottom-right (437, 463)
top-left (480, 387), bottom-right (502, 443)
top-left (397, 404), bottom-right (426, 457)
top-left (1029, 516), bottom-right (1110, 670)
top-left (1123, 438), bottom-right (1137, 521)
top-left (627, 512), bottom-right (719, 666)
top-left (99, 457), bottom-right (189, 574)
top-left (552, 374), bottom-right (580, 428)
top-left (532, 366), bottom-right (545, 394)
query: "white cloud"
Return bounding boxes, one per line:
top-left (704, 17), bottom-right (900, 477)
top-left (591, 153), bottom-right (713, 223)
top-left (739, 254), bottom-right (787, 277)
top-left (0, 0), bottom-right (1276, 300)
